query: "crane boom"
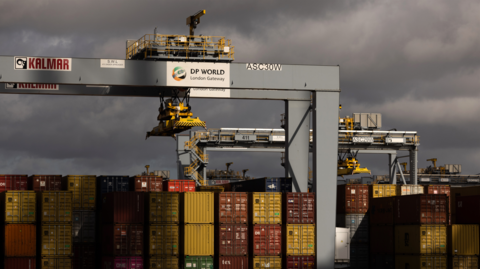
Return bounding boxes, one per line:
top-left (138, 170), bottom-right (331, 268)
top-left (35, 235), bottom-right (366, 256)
top-left (187, 10), bottom-right (206, 36)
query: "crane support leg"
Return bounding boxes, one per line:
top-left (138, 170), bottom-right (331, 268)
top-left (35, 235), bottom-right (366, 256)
top-left (177, 135), bottom-right (191, 178)
top-left (312, 91), bottom-right (339, 268)
top-left (284, 100), bottom-right (311, 192)
top-left (389, 153), bottom-right (397, 184)
top-left (410, 149), bottom-right (418, 185)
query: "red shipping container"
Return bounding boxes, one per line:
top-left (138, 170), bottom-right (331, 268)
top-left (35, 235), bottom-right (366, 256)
top-left (284, 193), bottom-right (315, 224)
top-left (251, 224), bottom-right (282, 256)
top-left (218, 256), bottom-right (248, 269)
top-left (395, 194), bottom-right (448, 224)
top-left (456, 195), bottom-right (480, 223)
top-left (0, 175), bottom-right (28, 191)
top-left (337, 184), bottom-right (369, 214)
top-left (130, 176), bottom-right (163, 192)
top-left (72, 243), bottom-right (95, 269)
top-left (285, 256), bottom-right (315, 269)
top-left (369, 225), bottom-right (394, 254)
top-left (216, 224), bottom-right (248, 256)
top-left (102, 256), bottom-right (143, 269)
top-left (101, 192), bottom-right (145, 224)
top-left (102, 224), bottom-right (144, 256)
top-left (28, 175), bottom-right (63, 191)
top-left (216, 192), bottom-right (248, 224)
top-left (369, 197), bottom-right (395, 225)
top-left (1, 224), bottom-right (36, 257)
top-left (4, 257), bottom-right (36, 269)
top-left (425, 185), bottom-right (451, 224)
top-left (163, 180), bottom-right (196, 192)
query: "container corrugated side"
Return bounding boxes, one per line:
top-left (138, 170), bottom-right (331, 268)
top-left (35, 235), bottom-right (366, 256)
top-left (396, 185), bottom-right (424, 196)
top-left (337, 184), bottom-right (368, 214)
top-left (4, 258), bottom-right (36, 269)
top-left (38, 224), bottom-right (73, 256)
top-left (451, 186), bottom-right (480, 216)
top-left (72, 211), bottom-right (95, 243)
top-left (102, 256), bottom-right (143, 269)
top-left (40, 257), bottom-right (72, 269)
top-left (450, 256), bottom-right (478, 269)
top-left (251, 224), bottom-right (282, 256)
top-left (147, 224), bottom-right (179, 256)
top-left (163, 180), bottom-right (195, 192)
top-left (72, 243), bottom-right (96, 269)
top-left (284, 256), bottom-right (315, 269)
top-left (370, 254), bottom-right (394, 269)
top-left (335, 213), bottom-right (369, 244)
top-left (395, 255), bottom-right (446, 269)
top-left (0, 174), bottom-right (28, 191)
top-left (184, 224), bottom-right (214, 256)
top-left (148, 256), bottom-right (178, 269)
top-left (250, 256), bottom-right (281, 269)
top-left (63, 175), bottom-right (96, 210)
top-left (369, 184), bottom-right (397, 198)
top-left (197, 186), bottom-right (224, 193)
top-left (218, 256), bottom-right (248, 269)
top-left (395, 194), bottom-right (449, 224)
top-left (2, 224), bottom-right (36, 257)
top-left (285, 224), bottom-right (315, 256)
top-left (369, 196), bottom-right (395, 225)
top-left (448, 225), bottom-right (479, 255)
top-left (184, 256), bottom-right (214, 269)
top-left (231, 178), bottom-right (292, 192)
top-left (102, 224), bottom-right (144, 256)
top-left (147, 192), bottom-right (180, 224)
top-left (1, 191), bottom-right (36, 223)
top-left (130, 176), bottom-right (163, 192)
top-left (216, 224), bottom-right (248, 256)
top-left (350, 244), bottom-right (369, 269)
top-left (456, 195), bottom-right (480, 224)
top-left (97, 175), bottom-right (130, 195)
top-left (28, 175), bottom-right (62, 191)
top-left (284, 193), bottom-right (315, 224)
top-left (251, 192), bottom-right (282, 224)
top-left (395, 225), bottom-right (447, 254)
top-left (38, 191), bottom-right (72, 223)
top-left (101, 192), bottom-right (145, 224)
top-left (184, 192), bottom-right (214, 224)
top-left (216, 192), bottom-right (248, 224)
top-left (369, 225), bottom-right (394, 254)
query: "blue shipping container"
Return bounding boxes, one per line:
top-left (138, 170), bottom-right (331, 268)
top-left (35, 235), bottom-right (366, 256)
top-left (230, 177), bottom-right (292, 192)
top-left (97, 175), bottom-right (130, 195)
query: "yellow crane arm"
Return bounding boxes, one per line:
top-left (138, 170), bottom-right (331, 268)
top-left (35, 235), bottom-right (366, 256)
top-left (187, 10), bottom-right (206, 36)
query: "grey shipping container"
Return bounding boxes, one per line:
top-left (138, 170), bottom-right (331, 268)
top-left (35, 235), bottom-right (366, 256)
top-left (370, 254), bottom-right (394, 269)
top-left (230, 178), bottom-right (292, 192)
top-left (97, 176), bottom-right (130, 196)
top-left (336, 213), bottom-right (369, 244)
top-left (350, 244), bottom-right (369, 269)
top-left (72, 211), bottom-right (95, 243)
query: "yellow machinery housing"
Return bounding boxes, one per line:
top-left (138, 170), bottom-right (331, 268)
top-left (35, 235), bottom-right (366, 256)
top-left (337, 156), bottom-right (371, 177)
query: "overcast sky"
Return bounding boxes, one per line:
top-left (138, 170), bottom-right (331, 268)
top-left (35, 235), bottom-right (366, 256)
top-left (0, 0), bottom-right (479, 180)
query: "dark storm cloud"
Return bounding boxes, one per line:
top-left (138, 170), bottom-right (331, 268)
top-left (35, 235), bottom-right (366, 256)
top-left (0, 0), bottom-right (479, 177)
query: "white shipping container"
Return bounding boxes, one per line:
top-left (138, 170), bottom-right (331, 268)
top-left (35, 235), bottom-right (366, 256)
top-left (335, 227), bottom-right (350, 263)
top-left (396, 185), bottom-right (424, 196)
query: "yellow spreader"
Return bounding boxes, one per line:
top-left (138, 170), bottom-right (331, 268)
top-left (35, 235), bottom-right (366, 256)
top-left (337, 156), bottom-right (371, 177)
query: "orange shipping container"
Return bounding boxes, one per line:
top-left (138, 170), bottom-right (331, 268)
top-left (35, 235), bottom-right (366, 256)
top-left (1, 224), bottom-right (36, 257)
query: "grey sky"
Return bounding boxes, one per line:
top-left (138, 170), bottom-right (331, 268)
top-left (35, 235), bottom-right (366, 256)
top-left (0, 0), bottom-right (479, 178)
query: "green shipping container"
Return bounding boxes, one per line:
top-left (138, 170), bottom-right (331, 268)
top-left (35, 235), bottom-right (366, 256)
top-left (184, 256), bottom-right (213, 269)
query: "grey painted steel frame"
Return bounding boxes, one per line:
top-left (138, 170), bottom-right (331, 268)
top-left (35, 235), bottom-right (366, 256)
top-left (313, 91), bottom-right (339, 269)
top-left (177, 135), bottom-right (191, 179)
top-left (285, 100), bottom-right (311, 192)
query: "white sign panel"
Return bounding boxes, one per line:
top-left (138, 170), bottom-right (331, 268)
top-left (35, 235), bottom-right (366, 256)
top-left (246, 63), bottom-right (282, 71)
top-left (386, 137), bottom-right (406, 144)
top-left (6, 83), bottom-right (59, 90)
top-left (271, 135), bottom-right (285, 142)
top-left (14, 56), bottom-right (71, 71)
top-left (467, 179), bottom-right (480, 183)
top-left (419, 178), bottom-right (431, 182)
top-left (101, 59), bottom-right (125, 68)
top-left (166, 62), bottom-right (230, 87)
top-left (352, 137), bottom-right (374, 143)
top-left (440, 178), bottom-right (450, 182)
top-left (189, 88), bottom-right (230, 98)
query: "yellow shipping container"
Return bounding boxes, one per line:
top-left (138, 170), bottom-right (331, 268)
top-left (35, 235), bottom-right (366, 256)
top-left (285, 224), bottom-right (315, 256)
top-left (450, 256), bottom-right (478, 269)
top-left (396, 185), bottom-right (424, 196)
top-left (147, 192), bottom-right (179, 224)
top-left (0, 191), bottom-right (36, 223)
top-left (39, 224), bottom-right (73, 256)
top-left (251, 257), bottom-right (282, 269)
top-left (395, 255), bottom-right (447, 269)
top-left (197, 186), bottom-right (224, 193)
top-left (184, 224), bottom-right (214, 256)
top-left (184, 192), bottom-right (214, 224)
top-left (147, 224), bottom-right (179, 256)
top-left (395, 225), bottom-right (447, 255)
top-left (369, 184), bottom-right (397, 198)
top-left (40, 257), bottom-right (72, 269)
top-left (148, 256), bottom-right (179, 269)
top-left (448, 225), bottom-right (479, 255)
top-left (63, 175), bottom-right (96, 210)
top-left (251, 192), bottom-right (282, 224)
top-left (38, 191), bottom-right (72, 223)
top-left (451, 186), bottom-right (480, 215)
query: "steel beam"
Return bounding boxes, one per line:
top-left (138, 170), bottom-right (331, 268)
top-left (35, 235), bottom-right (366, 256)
top-left (410, 149), bottom-right (418, 185)
top-left (176, 135), bottom-right (191, 179)
top-left (285, 100), bottom-right (310, 192)
top-left (312, 91), bottom-right (339, 268)
top-left (389, 153), bottom-right (397, 184)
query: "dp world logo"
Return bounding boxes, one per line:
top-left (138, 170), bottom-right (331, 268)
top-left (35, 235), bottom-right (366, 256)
top-left (172, 66), bottom-right (186, 81)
